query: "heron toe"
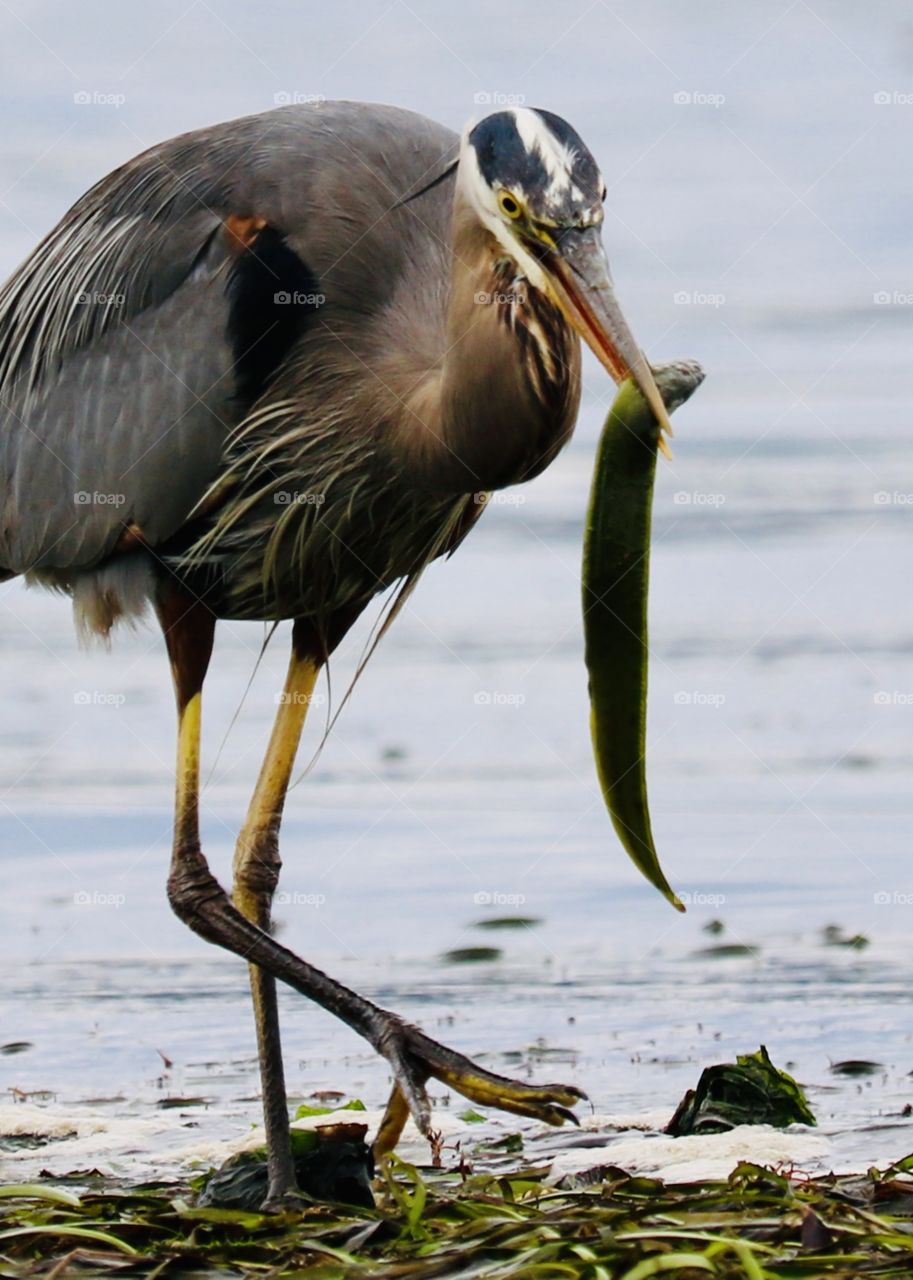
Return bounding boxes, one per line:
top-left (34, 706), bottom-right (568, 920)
top-left (373, 1018), bottom-right (586, 1155)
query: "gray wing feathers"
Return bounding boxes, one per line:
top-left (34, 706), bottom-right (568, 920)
top-left (0, 130), bottom-right (239, 573)
top-left (0, 102), bottom-right (457, 575)
top-left (2, 270), bottom-right (235, 570)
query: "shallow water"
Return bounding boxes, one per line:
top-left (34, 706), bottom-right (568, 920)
top-left (1, 1), bottom-right (912, 1183)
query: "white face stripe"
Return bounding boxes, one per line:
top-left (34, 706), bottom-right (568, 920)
top-left (510, 107), bottom-right (599, 201)
top-left (512, 108), bottom-right (574, 184)
top-left (460, 110), bottom-right (604, 207)
top-left (457, 110), bottom-right (606, 293)
top-left (456, 140), bottom-right (553, 295)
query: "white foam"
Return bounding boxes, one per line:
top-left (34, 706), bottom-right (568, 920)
top-left (0, 1103), bottom-right (169, 1178)
top-left (548, 1118), bottom-right (831, 1185)
top-left (0, 1101), bottom-right (837, 1188)
top-left (0, 1102), bottom-right (481, 1181)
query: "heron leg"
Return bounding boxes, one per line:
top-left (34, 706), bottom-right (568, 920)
top-left (231, 635), bottom-right (319, 1204)
top-left (158, 592), bottom-right (584, 1174)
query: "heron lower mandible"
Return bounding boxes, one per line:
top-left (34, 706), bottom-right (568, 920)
top-left (0, 101), bottom-right (671, 1205)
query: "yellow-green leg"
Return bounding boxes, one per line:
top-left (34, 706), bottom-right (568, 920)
top-left (231, 644), bottom-right (319, 1203)
top-left (158, 592), bottom-right (585, 1186)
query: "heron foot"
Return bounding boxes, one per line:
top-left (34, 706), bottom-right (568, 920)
top-left (261, 1187), bottom-right (309, 1214)
top-left (372, 1016), bottom-right (586, 1156)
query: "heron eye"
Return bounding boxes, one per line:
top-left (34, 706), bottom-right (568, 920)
top-left (498, 190), bottom-right (522, 219)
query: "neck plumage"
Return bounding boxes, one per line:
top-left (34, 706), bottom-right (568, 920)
top-left (397, 186), bottom-right (581, 495)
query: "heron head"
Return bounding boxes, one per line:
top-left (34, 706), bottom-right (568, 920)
top-left (461, 107), bottom-right (671, 438)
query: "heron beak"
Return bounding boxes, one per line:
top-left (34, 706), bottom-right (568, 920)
top-left (540, 225), bottom-right (674, 456)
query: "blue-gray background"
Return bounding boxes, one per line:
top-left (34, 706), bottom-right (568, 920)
top-left (1, 1), bottom-right (911, 1173)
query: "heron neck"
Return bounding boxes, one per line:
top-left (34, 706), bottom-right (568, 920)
top-left (399, 190), bottom-right (580, 495)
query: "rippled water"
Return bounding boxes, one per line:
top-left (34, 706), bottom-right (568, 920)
top-left (1, 1), bottom-right (912, 1183)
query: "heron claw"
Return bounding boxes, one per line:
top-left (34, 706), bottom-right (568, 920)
top-left (372, 1016), bottom-right (586, 1156)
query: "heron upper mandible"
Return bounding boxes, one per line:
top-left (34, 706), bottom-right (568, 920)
top-left (0, 101), bottom-right (671, 1204)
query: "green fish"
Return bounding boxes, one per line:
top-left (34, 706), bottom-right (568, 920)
top-left (584, 360), bottom-right (705, 911)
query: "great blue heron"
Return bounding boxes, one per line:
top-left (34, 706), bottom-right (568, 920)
top-left (0, 101), bottom-right (671, 1204)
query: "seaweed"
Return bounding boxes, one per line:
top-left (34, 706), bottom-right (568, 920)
top-left (3, 1153), bottom-right (913, 1277)
top-left (196, 1123), bottom-right (375, 1210)
top-left (666, 1045), bottom-right (816, 1136)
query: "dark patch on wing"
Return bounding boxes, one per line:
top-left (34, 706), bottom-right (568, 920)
top-left (226, 224), bottom-right (323, 406)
